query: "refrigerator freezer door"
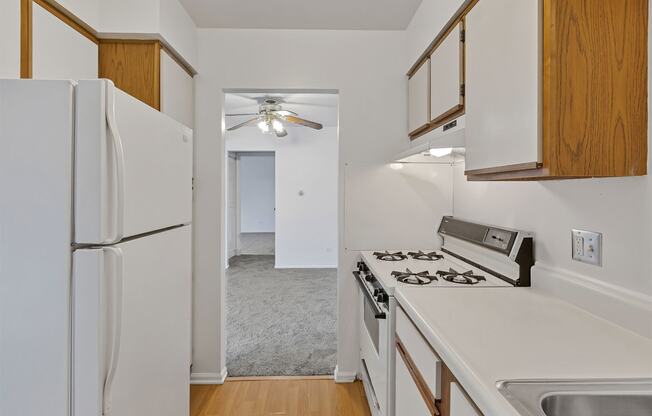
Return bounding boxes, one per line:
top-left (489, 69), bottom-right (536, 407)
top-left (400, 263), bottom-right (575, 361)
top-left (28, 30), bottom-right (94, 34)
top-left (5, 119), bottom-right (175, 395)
top-left (0, 79), bottom-right (74, 416)
top-left (75, 80), bottom-right (193, 244)
top-left (73, 226), bottom-right (192, 416)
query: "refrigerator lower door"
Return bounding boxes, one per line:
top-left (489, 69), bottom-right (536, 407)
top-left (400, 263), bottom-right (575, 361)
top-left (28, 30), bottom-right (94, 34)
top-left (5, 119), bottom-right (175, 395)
top-left (75, 79), bottom-right (193, 245)
top-left (74, 225), bottom-right (191, 416)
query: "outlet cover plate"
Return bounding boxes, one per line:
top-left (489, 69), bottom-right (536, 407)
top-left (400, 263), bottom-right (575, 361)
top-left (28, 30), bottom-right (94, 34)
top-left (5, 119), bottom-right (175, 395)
top-left (572, 229), bottom-right (602, 266)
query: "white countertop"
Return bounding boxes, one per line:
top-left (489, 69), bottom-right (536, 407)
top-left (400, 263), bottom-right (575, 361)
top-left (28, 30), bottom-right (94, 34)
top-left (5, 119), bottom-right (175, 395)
top-left (395, 287), bottom-right (652, 416)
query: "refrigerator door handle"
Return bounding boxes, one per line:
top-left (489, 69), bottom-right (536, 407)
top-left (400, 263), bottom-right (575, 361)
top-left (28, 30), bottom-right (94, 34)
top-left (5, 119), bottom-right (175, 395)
top-left (104, 83), bottom-right (126, 244)
top-left (102, 247), bottom-right (124, 416)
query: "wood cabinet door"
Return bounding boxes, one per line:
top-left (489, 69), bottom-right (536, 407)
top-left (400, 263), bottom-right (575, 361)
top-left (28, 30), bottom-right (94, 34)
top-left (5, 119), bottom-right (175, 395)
top-left (430, 22), bottom-right (463, 124)
top-left (408, 59), bottom-right (430, 135)
top-left (464, 0), bottom-right (540, 174)
top-left (395, 346), bottom-right (434, 416)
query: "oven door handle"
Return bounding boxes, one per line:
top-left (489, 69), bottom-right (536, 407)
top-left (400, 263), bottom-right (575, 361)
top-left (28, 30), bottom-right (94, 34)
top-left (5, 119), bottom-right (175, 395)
top-left (352, 271), bottom-right (386, 319)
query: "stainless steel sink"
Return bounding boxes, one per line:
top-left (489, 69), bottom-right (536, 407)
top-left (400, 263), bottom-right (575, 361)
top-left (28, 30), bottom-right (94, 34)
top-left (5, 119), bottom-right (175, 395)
top-left (497, 379), bottom-right (652, 416)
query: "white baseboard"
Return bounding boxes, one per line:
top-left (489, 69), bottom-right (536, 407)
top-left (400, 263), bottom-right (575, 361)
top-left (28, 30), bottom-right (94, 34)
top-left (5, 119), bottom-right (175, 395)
top-left (533, 263), bottom-right (652, 339)
top-left (334, 366), bottom-right (357, 383)
top-left (190, 367), bottom-right (228, 385)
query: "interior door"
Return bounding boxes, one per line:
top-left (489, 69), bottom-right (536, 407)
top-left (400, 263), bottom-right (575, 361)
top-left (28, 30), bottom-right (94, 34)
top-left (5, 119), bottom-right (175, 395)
top-left (73, 226), bottom-right (191, 416)
top-left (430, 21), bottom-right (464, 123)
top-left (75, 80), bottom-right (193, 244)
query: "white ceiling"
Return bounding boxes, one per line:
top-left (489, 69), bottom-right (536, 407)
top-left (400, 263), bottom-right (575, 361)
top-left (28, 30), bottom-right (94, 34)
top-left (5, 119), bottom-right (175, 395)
top-left (179, 0), bottom-right (423, 30)
top-left (224, 92), bottom-right (339, 129)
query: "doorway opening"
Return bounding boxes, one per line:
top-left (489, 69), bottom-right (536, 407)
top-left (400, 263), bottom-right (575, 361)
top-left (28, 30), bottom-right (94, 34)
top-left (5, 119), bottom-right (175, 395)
top-left (223, 90), bottom-right (339, 377)
top-left (226, 151), bottom-right (276, 260)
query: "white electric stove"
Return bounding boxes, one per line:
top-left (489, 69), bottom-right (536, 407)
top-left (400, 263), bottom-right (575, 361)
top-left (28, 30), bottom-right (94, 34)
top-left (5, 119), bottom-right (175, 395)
top-left (355, 217), bottom-right (534, 416)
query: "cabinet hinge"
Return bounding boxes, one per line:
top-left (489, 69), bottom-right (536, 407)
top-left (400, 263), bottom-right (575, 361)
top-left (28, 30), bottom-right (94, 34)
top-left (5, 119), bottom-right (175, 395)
top-left (460, 84), bottom-right (466, 97)
top-left (460, 29), bottom-right (466, 43)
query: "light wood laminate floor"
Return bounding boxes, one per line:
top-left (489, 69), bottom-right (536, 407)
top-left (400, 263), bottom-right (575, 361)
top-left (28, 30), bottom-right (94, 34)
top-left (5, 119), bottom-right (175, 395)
top-left (190, 379), bottom-right (371, 416)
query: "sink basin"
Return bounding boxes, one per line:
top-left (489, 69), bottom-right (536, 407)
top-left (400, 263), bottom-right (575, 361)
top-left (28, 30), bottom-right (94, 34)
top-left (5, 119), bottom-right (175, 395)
top-left (497, 379), bottom-right (652, 416)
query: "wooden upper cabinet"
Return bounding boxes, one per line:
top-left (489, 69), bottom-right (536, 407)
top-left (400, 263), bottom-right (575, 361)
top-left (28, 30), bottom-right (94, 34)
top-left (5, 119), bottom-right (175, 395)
top-left (99, 40), bottom-right (161, 110)
top-left (430, 21), bottom-right (464, 126)
top-left (465, 0), bottom-right (648, 180)
top-left (408, 59), bottom-right (430, 136)
top-left (99, 40), bottom-right (195, 127)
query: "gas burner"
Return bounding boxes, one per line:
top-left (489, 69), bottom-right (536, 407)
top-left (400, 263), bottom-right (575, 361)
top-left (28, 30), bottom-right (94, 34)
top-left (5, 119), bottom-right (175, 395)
top-left (391, 268), bottom-right (438, 285)
top-left (373, 251), bottom-right (407, 261)
top-left (408, 250), bottom-right (444, 261)
top-left (436, 268), bottom-right (486, 285)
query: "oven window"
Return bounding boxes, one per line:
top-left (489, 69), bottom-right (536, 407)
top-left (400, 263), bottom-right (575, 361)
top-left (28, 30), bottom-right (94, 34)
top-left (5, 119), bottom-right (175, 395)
top-left (363, 298), bottom-right (380, 353)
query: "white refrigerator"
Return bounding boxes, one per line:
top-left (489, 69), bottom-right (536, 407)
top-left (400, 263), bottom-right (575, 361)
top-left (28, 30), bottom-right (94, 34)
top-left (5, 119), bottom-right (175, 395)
top-left (0, 79), bottom-right (193, 416)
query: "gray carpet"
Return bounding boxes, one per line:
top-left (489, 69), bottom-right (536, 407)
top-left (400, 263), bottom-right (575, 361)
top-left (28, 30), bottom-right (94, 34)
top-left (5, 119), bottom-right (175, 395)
top-left (226, 255), bottom-right (337, 377)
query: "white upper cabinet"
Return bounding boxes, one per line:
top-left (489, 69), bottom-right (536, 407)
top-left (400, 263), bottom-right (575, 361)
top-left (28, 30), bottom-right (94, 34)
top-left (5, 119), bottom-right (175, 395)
top-left (430, 22), bottom-right (463, 123)
top-left (32, 2), bottom-right (98, 80)
top-left (408, 59), bottom-right (430, 135)
top-left (464, 0), bottom-right (540, 173)
top-left (160, 49), bottom-right (194, 128)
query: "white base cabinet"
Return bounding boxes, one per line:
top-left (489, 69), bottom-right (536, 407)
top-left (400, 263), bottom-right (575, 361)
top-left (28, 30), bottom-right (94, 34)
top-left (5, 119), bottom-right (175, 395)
top-left (395, 352), bottom-right (432, 416)
top-left (450, 383), bottom-right (482, 416)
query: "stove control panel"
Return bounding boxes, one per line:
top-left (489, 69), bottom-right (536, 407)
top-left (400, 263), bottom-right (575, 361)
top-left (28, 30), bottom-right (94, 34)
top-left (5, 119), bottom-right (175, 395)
top-left (484, 228), bottom-right (513, 251)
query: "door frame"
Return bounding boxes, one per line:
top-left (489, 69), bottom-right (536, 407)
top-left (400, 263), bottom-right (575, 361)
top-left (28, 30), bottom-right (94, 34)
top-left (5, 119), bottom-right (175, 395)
top-left (217, 88), bottom-right (341, 379)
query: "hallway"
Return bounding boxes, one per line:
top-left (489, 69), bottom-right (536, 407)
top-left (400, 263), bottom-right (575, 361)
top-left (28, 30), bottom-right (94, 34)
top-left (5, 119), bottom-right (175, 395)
top-left (226, 255), bottom-right (337, 376)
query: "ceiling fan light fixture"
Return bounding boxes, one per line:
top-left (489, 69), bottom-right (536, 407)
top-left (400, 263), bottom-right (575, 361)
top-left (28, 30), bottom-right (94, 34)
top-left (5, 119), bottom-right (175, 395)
top-left (257, 120), bottom-right (270, 133)
top-left (272, 119), bottom-right (284, 133)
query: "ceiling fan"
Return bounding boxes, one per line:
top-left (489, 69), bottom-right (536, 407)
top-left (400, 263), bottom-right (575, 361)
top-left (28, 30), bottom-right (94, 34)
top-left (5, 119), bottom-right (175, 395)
top-left (226, 98), bottom-right (323, 138)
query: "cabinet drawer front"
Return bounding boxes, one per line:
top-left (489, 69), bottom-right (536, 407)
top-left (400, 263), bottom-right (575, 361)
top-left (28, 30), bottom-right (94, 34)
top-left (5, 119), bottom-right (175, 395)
top-left (396, 306), bottom-right (442, 399)
top-left (450, 382), bottom-right (482, 416)
top-left (395, 348), bottom-right (435, 416)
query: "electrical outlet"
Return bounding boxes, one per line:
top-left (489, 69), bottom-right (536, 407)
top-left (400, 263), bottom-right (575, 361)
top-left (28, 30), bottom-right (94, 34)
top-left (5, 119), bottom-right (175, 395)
top-left (572, 229), bottom-right (602, 266)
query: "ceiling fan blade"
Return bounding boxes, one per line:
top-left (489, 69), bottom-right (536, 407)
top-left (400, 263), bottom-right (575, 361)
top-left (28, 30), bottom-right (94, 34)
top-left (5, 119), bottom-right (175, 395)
top-left (227, 117), bottom-right (260, 131)
top-left (283, 115), bottom-right (323, 130)
top-left (225, 113), bottom-right (259, 117)
top-left (271, 110), bottom-right (298, 116)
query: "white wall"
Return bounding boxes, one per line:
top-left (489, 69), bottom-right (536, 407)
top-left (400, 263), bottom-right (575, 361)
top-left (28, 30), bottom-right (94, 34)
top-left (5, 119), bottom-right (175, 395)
top-left (407, 0), bottom-right (652, 298)
top-left (192, 28), bottom-right (457, 379)
top-left (238, 153), bottom-right (276, 233)
top-left (57, 0), bottom-right (100, 28)
top-left (405, 0), bottom-right (465, 67)
top-left (99, 0), bottom-right (198, 69)
top-left (227, 126), bottom-right (339, 268)
top-left (0, 0), bottom-right (20, 78)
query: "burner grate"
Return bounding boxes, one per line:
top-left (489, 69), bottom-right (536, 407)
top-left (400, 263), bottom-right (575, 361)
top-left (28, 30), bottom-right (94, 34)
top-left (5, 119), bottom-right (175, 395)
top-left (436, 268), bottom-right (486, 285)
top-left (407, 250), bottom-right (444, 261)
top-left (373, 251), bottom-right (407, 261)
top-left (391, 268), bottom-right (438, 285)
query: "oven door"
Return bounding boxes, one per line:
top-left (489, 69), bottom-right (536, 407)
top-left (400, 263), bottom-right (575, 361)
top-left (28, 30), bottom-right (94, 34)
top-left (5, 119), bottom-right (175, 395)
top-left (357, 278), bottom-right (389, 415)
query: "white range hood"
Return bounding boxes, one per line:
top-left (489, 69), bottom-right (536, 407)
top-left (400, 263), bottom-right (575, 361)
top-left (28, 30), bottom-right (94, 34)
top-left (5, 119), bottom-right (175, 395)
top-left (395, 115), bottom-right (465, 163)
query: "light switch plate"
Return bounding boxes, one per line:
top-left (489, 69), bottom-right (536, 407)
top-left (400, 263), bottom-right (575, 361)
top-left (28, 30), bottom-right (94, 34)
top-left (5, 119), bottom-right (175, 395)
top-left (572, 229), bottom-right (602, 266)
